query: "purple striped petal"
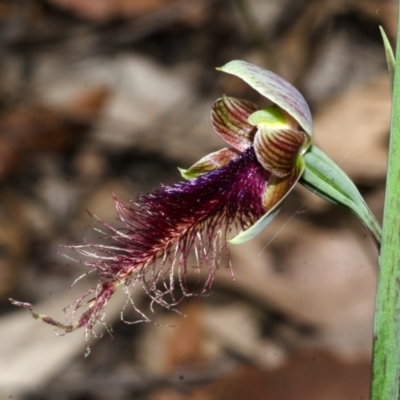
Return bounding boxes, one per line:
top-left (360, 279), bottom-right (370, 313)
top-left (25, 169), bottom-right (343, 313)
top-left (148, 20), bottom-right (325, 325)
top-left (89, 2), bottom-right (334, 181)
top-left (210, 96), bottom-right (258, 151)
top-left (253, 126), bottom-right (307, 177)
top-left (217, 61), bottom-right (312, 138)
top-left (179, 147), bottom-right (240, 179)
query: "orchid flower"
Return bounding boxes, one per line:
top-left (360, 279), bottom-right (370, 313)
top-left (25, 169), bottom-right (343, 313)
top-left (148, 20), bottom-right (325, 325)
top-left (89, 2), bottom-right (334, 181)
top-left (11, 60), bottom-right (381, 347)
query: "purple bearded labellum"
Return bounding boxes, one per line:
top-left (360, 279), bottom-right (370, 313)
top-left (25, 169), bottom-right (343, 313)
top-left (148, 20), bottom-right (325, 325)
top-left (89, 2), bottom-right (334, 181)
top-left (10, 60), bottom-right (312, 344)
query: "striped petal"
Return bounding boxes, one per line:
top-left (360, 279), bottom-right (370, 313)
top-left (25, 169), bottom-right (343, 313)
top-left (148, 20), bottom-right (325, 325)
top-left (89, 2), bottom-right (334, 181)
top-left (210, 95), bottom-right (258, 151)
top-left (230, 156), bottom-right (305, 244)
top-left (179, 147), bottom-right (240, 179)
top-left (253, 126), bottom-right (307, 177)
top-left (217, 60), bottom-right (312, 139)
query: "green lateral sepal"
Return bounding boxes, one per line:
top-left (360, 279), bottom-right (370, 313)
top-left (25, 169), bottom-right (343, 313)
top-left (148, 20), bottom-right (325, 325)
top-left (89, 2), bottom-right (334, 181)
top-left (301, 145), bottom-right (382, 247)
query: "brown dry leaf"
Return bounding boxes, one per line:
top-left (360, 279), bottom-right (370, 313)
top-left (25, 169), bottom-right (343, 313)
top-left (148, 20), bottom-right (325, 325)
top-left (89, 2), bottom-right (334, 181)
top-left (1, 106), bottom-right (85, 150)
top-left (64, 86), bottom-right (110, 122)
top-left (353, 0), bottom-right (398, 39)
top-left (276, 227), bottom-right (376, 357)
top-left (0, 136), bottom-right (19, 180)
top-left (0, 284), bottom-right (130, 391)
top-left (150, 387), bottom-right (211, 400)
top-left (151, 351), bottom-right (370, 400)
top-left (313, 72), bottom-right (390, 180)
top-left (137, 301), bottom-right (215, 377)
top-left (46, 0), bottom-right (181, 22)
top-left (164, 302), bottom-right (206, 373)
top-left (277, 0), bottom-right (396, 82)
top-left (0, 106), bottom-right (85, 179)
top-left (203, 302), bottom-right (286, 369)
top-left (199, 350), bottom-right (370, 400)
top-left (203, 223), bottom-right (376, 358)
top-left (0, 86), bottom-right (109, 180)
top-left (277, 0), bottom-right (348, 81)
top-left (0, 191), bottom-right (28, 299)
top-left (0, 2), bottom-right (12, 22)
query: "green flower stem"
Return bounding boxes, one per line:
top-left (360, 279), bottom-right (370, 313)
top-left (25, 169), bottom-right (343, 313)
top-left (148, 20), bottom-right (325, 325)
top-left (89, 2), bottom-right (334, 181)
top-left (370, 7), bottom-right (400, 400)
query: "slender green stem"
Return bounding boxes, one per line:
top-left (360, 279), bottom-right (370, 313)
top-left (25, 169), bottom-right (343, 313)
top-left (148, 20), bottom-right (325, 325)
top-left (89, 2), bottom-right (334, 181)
top-left (370, 7), bottom-right (400, 400)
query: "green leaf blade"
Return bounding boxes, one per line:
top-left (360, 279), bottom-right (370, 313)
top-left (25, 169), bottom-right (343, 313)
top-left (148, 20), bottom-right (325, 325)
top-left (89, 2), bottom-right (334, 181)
top-left (379, 26), bottom-right (395, 92)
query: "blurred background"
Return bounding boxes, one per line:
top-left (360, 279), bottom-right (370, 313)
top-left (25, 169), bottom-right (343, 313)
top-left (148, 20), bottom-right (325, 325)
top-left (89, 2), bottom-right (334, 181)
top-left (0, 0), bottom-right (395, 399)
